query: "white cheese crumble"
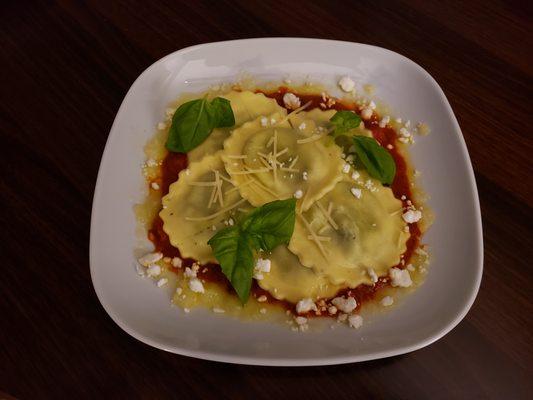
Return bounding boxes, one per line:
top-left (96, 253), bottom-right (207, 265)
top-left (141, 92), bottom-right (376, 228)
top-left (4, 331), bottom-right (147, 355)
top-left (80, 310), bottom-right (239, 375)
top-left (156, 278), bottom-right (168, 287)
top-left (348, 314), bottom-right (363, 329)
top-left (351, 171), bottom-right (360, 181)
top-left (138, 252), bottom-right (163, 266)
top-left (260, 116), bottom-right (268, 127)
top-left (379, 115), bottom-right (390, 128)
top-left (283, 92), bottom-right (301, 109)
top-left (146, 159), bottom-right (158, 167)
top-left (175, 287), bottom-right (183, 295)
top-left (151, 182), bottom-right (160, 190)
top-left (254, 258), bottom-right (271, 280)
top-left (350, 187), bottom-right (362, 199)
top-left (146, 264), bottom-right (161, 277)
top-left (183, 308), bottom-right (190, 313)
top-left (257, 295), bottom-right (267, 302)
top-left (338, 76), bottom-right (355, 92)
top-left (367, 267), bottom-right (378, 283)
top-left (389, 267), bottom-right (413, 287)
top-left (337, 313), bottom-right (348, 322)
top-left (369, 101), bottom-right (376, 110)
top-left (294, 189), bottom-right (303, 199)
top-left (407, 264), bottom-right (415, 272)
top-left (213, 308), bottom-right (225, 313)
top-left (184, 266), bottom-right (197, 278)
top-left (331, 296), bottom-right (357, 313)
top-left (259, 308), bottom-right (267, 314)
top-left (342, 163), bottom-right (351, 174)
top-left (171, 257), bottom-right (182, 268)
top-left (295, 316), bottom-right (308, 325)
top-left (328, 306), bottom-right (338, 315)
top-left (381, 296), bottom-right (394, 307)
top-left (298, 122), bottom-right (306, 130)
top-left (296, 298), bottom-right (318, 314)
top-left (188, 278), bottom-right (205, 293)
top-left (135, 264), bottom-right (145, 276)
top-left (402, 210), bottom-right (422, 223)
top-left (302, 171), bottom-right (308, 181)
top-left (361, 107), bottom-right (373, 120)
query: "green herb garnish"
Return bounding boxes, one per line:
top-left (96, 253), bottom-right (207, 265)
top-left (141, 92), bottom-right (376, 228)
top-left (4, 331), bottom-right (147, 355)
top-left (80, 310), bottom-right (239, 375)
top-left (329, 110), bottom-right (362, 137)
top-left (208, 199), bottom-right (296, 303)
top-left (166, 97), bottom-right (235, 153)
top-left (352, 136), bottom-right (396, 185)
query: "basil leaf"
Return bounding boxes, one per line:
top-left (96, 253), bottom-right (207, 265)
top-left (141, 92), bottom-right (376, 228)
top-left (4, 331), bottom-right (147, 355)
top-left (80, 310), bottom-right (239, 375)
top-left (166, 98), bottom-right (215, 152)
top-left (242, 198), bottom-right (296, 251)
top-left (210, 97), bottom-right (235, 127)
top-left (352, 136), bottom-right (396, 185)
top-left (207, 199), bottom-right (296, 303)
top-left (330, 111), bottom-right (361, 137)
top-left (207, 226), bottom-right (254, 303)
top-left (165, 97), bottom-right (235, 153)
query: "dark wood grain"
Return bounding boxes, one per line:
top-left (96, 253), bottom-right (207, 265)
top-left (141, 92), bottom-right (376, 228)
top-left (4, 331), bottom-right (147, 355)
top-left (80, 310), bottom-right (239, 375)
top-left (1, 1), bottom-right (532, 399)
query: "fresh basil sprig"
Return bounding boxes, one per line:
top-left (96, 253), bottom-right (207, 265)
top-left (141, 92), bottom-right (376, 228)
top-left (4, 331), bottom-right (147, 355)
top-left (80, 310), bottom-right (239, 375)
top-left (329, 110), bottom-right (362, 137)
top-left (352, 136), bottom-right (396, 185)
top-left (208, 199), bottom-right (296, 303)
top-left (166, 97), bottom-right (235, 153)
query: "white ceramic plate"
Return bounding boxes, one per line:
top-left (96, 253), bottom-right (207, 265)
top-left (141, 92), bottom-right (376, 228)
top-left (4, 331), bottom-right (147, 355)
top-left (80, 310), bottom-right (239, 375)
top-left (90, 38), bottom-right (483, 366)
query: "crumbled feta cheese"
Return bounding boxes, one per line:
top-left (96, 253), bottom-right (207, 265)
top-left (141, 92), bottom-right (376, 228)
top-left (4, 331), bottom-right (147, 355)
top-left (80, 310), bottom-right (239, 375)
top-left (395, 117), bottom-right (402, 123)
top-left (283, 92), bottom-right (301, 109)
top-left (260, 116), bottom-right (268, 127)
top-left (350, 187), bottom-right (362, 199)
top-left (185, 169), bottom-right (191, 176)
top-left (146, 159), bottom-right (158, 167)
top-left (367, 267), bottom-right (378, 283)
top-left (183, 308), bottom-right (190, 313)
top-left (381, 296), bottom-right (394, 306)
top-left (259, 308), bottom-right (267, 314)
top-left (302, 171), bottom-right (308, 181)
top-left (296, 298), bottom-right (317, 314)
top-left (157, 278), bottom-right (168, 287)
top-left (255, 258), bottom-right (271, 273)
top-left (146, 264), bottom-right (161, 277)
top-left (298, 122), bottom-right (306, 130)
top-left (402, 210), bottom-right (422, 223)
top-left (213, 308), bottom-right (225, 313)
top-left (379, 115), bottom-right (390, 128)
top-left (348, 314), bottom-right (363, 329)
top-left (188, 278), bottom-right (205, 293)
top-left (294, 189), bottom-right (303, 199)
top-left (407, 264), bottom-right (415, 271)
top-left (331, 296), bottom-right (357, 313)
top-left (184, 267), bottom-right (197, 278)
top-left (175, 287), bottom-right (183, 295)
top-left (351, 171), bottom-right (360, 181)
top-left (151, 182), bottom-right (160, 190)
top-left (135, 264), bottom-right (145, 276)
top-left (342, 163), bottom-right (351, 174)
top-left (295, 316), bottom-right (308, 325)
top-left (138, 252), bottom-right (163, 266)
top-left (328, 306), bottom-right (338, 315)
top-left (389, 267), bottom-right (413, 287)
top-left (399, 127), bottom-right (411, 138)
top-left (369, 101), bottom-right (376, 110)
top-left (361, 108), bottom-right (373, 120)
top-left (405, 120), bottom-right (411, 128)
top-left (257, 295), bottom-right (267, 302)
top-left (228, 218), bottom-right (234, 226)
top-left (338, 76), bottom-right (355, 92)
top-left (171, 257), bottom-right (182, 268)
top-left (270, 118), bottom-right (277, 124)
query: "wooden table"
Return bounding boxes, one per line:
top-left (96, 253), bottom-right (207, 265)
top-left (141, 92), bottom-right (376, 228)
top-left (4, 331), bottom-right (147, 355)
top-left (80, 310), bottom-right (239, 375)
top-left (1, 1), bottom-right (531, 398)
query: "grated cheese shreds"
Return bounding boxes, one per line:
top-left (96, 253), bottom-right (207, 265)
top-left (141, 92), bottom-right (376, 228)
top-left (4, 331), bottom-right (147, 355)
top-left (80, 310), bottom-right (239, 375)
top-left (227, 155), bottom-right (247, 159)
top-left (276, 100), bottom-right (313, 126)
top-left (185, 198), bottom-right (247, 221)
top-left (316, 201), bottom-right (338, 230)
top-left (272, 130), bottom-right (278, 184)
top-left (307, 235), bottom-right (332, 242)
top-left (299, 214), bottom-right (328, 259)
top-left (188, 181), bottom-right (217, 187)
top-left (288, 155), bottom-right (299, 169)
top-left (228, 168), bottom-right (270, 175)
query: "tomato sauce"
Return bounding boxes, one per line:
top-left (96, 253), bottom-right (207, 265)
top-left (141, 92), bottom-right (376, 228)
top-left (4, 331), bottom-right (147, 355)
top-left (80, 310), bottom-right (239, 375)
top-left (148, 88), bottom-right (422, 313)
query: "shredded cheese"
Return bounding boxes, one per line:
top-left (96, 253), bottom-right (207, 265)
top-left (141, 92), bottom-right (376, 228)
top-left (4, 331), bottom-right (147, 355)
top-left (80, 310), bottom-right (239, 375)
top-left (316, 201), bottom-right (338, 230)
top-left (300, 214), bottom-right (328, 259)
top-left (185, 198), bottom-right (247, 221)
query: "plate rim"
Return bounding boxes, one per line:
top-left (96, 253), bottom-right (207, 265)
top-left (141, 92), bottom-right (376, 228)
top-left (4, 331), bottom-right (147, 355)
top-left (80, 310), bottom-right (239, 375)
top-left (90, 37), bottom-right (483, 366)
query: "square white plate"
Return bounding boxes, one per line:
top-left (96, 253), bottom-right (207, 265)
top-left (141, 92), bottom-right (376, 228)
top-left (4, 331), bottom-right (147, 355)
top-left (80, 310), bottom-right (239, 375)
top-left (90, 38), bottom-right (483, 366)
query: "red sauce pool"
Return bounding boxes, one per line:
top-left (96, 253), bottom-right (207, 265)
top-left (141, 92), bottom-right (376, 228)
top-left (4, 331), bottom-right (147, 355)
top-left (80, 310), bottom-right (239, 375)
top-left (148, 88), bottom-right (422, 313)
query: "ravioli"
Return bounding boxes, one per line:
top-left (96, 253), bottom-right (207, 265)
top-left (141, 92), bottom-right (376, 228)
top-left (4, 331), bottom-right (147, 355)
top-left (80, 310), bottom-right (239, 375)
top-left (188, 91), bottom-right (286, 162)
top-left (258, 245), bottom-right (341, 303)
top-left (222, 112), bottom-right (344, 211)
top-left (160, 152), bottom-right (252, 264)
top-left (288, 172), bottom-right (409, 287)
